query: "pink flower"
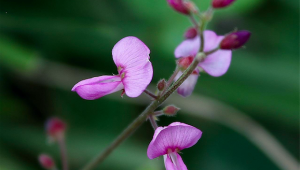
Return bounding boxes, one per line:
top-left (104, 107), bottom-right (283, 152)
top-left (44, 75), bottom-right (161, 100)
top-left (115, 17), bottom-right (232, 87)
top-left (174, 30), bottom-right (232, 97)
top-left (72, 37), bottom-right (153, 100)
top-left (147, 122), bottom-right (202, 170)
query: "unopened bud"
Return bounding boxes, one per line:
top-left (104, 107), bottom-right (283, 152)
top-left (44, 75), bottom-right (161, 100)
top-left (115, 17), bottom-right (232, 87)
top-left (184, 27), bottom-right (198, 39)
top-left (184, 1), bottom-right (199, 14)
top-left (177, 56), bottom-right (194, 70)
top-left (39, 154), bottom-right (55, 169)
top-left (157, 79), bottom-right (167, 91)
top-left (220, 31), bottom-right (251, 50)
top-left (46, 117), bottom-right (66, 142)
top-left (163, 105), bottom-right (180, 116)
top-left (167, 0), bottom-right (190, 15)
top-left (212, 0), bottom-right (235, 9)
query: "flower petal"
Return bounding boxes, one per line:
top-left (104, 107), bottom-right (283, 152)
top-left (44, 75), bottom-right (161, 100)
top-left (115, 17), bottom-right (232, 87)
top-left (203, 30), bottom-right (219, 52)
top-left (175, 36), bottom-right (200, 58)
top-left (72, 75), bottom-right (124, 100)
top-left (112, 36), bottom-right (150, 70)
top-left (164, 153), bottom-right (188, 170)
top-left (123, 61), bottom-right (153, 97)
top-left (174, 71), bottom-right (199, 97)
top-left (198, 50), bottom-right (232, 77)
top-left (147, 122), bottom-right (202, 159)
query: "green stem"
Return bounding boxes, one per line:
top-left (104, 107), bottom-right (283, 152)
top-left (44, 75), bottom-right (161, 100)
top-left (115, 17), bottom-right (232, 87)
top-left (149, 115), bottom-right (159, 130)
top-left (144, 89), bottom-right (158, 100)
top-left (81, 53), bottom-right (205, 170)
top-left (58, 137), bottom-right (68, 170)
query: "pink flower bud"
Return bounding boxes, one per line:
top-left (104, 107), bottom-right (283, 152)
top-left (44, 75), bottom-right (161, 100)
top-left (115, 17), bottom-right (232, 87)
top-left (184, 27), bottom-right (198, 39)
top-left (38, 154), bottom-right (55, 169)
top-left (167, 0), bottom-right (190, 15)
top-left (157, 79), bottom-right (167, 91)
top-left (220, 31), bottom-right (251, 50)
top-left (163, 105), bottom-right (180, 116)
top-left (212, 0), bottom-right (235, 8)
top-left (177, 56), bottom-right (194, 70)
top-left (46, 117), bottom-right (66, 141)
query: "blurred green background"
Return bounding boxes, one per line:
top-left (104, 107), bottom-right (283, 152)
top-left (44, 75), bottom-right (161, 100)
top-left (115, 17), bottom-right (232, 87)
top-left (0, 0), bottom-right (299, 170)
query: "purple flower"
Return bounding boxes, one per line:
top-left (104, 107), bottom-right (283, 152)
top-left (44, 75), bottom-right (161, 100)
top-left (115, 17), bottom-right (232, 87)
top-left (72, 37), bottom-right (153, 100)
top-left (174, 30), bottom-right (232, 97)
top-left (147, 122), bottom-right (202, 170)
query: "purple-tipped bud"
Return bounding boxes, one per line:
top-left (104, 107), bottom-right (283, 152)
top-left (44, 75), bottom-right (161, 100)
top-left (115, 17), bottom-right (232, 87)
top-left (212, 0), bottom-right (235, 8)
top-left (39, 154), bottom-right (55, 169)
top-left (163, 105), bottom-right (180, 116)
top-left (157, 79), bottom-right (167, 91)
top-left (46, 117), bottom-right (66, 141)
top-left (220, 31), bottom-right (251, 50)
top-left (184, 27), bottom-right (198, 39)
top-left (167, 0), bottom-right (190, 15)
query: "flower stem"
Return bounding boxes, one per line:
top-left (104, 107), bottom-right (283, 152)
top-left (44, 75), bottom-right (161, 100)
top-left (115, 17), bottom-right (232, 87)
top-left (161, 67), bottom-right (179, 95)
top-left (58, 137), bottom-right (68, 170)
top-left (144, 89), bottom-right (158, 100)
top-left (80, 53), bottom-right (206, 170)
top-left (149, 115), bottom-right (159, 130)
top-left (205, 47), bottom-right (220, 55)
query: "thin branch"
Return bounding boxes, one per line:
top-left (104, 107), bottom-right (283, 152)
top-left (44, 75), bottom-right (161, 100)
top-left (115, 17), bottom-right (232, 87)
top-left (205, 47), bottom-right (219, 55)
top-left (144, 89), bottom-right (158, 100)
top-left (149, 115), bottom-right (158, 130)
top-left (161, 67), bottom-right (180, 95)
top-left (57, 137), bottom-right (68, 170)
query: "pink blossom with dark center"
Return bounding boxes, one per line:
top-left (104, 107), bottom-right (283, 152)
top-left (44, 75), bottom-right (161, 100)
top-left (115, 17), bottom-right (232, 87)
top-left (72, 37), bottom-right (153, 100)
top-left (174, 30), bottom-right (232, 97)
top-left (147, 122), bottom-right (202, 170)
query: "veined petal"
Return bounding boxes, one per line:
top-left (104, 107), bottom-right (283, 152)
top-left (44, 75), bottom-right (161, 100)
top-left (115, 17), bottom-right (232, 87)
top-left (72, 75), bottom-right (124, 100)
top-left (123, 61), bottom-right (153, 97)
top-left (147, 122), bottom-right (202, 159)
top-left (174, 71), bottom-right (199, 97)
top-left (112, 36), bottom-right (150, 70)
top-left (164, 153), bottom-right (188, 170)
top-left (198, 50), bottom-right (232, 77)
top-left (175, 36), bottom-right (200, 58)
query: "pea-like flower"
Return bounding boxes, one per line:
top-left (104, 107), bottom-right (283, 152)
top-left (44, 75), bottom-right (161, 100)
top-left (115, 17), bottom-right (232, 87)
top-left (72, 36), bottom-right (153, 100)
top-left (147, 122), bottom-right (202, 170)
top-left (174, 30), bottom-right (232, 97)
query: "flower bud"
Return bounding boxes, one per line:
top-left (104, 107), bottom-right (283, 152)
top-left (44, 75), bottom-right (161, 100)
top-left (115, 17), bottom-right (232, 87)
top-left (220, 31), bottom-right (251, 50)
top-left (38, 154), bottom-right (55, 169)
top-left (184, 27), bottom-right (198, 39)
top-left (46, 117), bottom-right (66, 142)
top-left (157, 79), bottom-right (167, 91)
top-left (184, 1), bottom-right (199, 14)
top-left (167, 0), bottom-right (190, 15)
top-left (177, 56), bottom-right (194, 70)
top-left (163, 105), bottom-right (180, 116)
top-left (212, 0), bottom-right (235, 8)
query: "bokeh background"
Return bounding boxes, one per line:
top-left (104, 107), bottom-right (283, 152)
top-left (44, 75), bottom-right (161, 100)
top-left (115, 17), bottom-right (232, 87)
top-left (0, 0), bottom-right (299, 170)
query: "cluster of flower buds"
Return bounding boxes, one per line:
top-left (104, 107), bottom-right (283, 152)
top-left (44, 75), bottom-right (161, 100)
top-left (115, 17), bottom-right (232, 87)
top-left (38, 118), bottom-right (66, 170)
